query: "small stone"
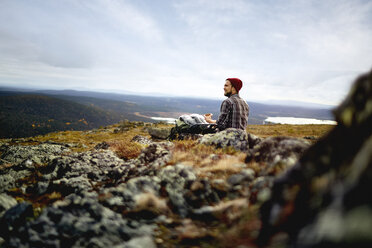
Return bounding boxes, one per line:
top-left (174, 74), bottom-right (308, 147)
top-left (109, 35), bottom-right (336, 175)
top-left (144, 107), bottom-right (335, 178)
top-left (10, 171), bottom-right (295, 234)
top-left (147, 127), bottom-right (171, 140)
top-left (0, 194), bottom-right (18, 217)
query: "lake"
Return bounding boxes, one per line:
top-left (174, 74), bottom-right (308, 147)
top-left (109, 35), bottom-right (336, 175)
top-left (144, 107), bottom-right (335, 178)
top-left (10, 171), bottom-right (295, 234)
top-left (264, 117), bottom-right (337, 125)
top-left (151, 117), bottom-right (177, 124)
top-left (151, 116), bottom-right (337, 125)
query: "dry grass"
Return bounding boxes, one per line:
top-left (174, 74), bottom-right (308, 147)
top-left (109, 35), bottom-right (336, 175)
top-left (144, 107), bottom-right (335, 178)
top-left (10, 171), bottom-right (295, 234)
top-left (109, 140), bottom-right (143, 160)
top-left (15, 124), bottom-right (154, 153)
top-left (169, 139), bottom-right (251, 179)
top-left (246, 124), bottom-right (334, 139)
top-left (168, 124), bottom-right (335, 180)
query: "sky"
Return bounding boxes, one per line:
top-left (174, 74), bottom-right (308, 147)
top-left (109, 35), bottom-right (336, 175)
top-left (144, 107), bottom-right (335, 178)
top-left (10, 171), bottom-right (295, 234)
top-left (0, 0), bottom-right (372, 106)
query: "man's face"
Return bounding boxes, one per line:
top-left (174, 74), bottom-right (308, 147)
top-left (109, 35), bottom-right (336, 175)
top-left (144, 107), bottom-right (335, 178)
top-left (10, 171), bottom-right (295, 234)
top-left (224, 80), bottom-right (233, 97)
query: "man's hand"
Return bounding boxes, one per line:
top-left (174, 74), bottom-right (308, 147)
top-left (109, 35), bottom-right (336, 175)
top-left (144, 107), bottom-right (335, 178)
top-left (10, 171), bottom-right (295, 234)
top-left (203, 113), bottom-right (216, 124)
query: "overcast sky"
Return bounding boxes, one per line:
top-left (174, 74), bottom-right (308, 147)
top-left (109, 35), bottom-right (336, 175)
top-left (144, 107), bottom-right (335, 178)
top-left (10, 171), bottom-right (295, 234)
top-left (1, 0), bottom-right (371, 105)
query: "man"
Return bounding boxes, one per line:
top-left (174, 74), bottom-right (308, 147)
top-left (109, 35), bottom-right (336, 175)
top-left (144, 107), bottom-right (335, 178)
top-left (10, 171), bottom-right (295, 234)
top-left (204, 78), bottom-right (249, 131)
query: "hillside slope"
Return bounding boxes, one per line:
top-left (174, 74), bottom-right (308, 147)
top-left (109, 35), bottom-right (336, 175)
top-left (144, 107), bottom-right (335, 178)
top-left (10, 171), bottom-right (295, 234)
top-left (36, 89), bottom-right (335, 124)
top-left (0, 94), bottom-right (125, 138)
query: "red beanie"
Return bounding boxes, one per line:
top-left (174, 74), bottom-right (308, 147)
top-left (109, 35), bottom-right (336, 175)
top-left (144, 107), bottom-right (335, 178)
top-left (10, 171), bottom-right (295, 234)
top-left (226, 78), bottom-right (243, 92)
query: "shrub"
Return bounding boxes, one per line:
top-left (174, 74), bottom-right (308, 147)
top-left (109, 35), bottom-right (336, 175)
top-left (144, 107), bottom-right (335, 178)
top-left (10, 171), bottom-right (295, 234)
top-left (109, 140), bottom-right (143, 160)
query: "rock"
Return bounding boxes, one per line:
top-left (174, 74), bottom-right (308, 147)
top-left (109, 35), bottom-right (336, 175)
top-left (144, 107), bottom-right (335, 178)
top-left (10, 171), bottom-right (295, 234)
top-left (116, 120), bottom-right (144, 133)
top-left (40, 149), bottom-right (130, 195)
top-left (26, 181), bottom-right (50, 195)
top-left (0, 143), bottom-right (70, 165)
top-left (0, 169), bottom-right (31, 193)
top-left (128, 142), bottom-right (173, 177)
top-left (210, 179), bottom-right (230, 199)
top-left (0, 202), bottom-right (34, 238)
top-left (258, 69), bottom-right (372, 247)
top-left (175, 219), bottom-right (210, 241)
top-left (1, 191), bottom-right (155, 248)
top-left (0, 157), bottom-right (44, 193)
top-left (158, 164), bottom-right (197, 217)
top-left (245, 136), bottom-right (310, 169)
top-left (198, 128), bottom-right (250, 151)
top-left (95, 141), bottom-right (110, 150)
top-left (122, 236), bottom-right (157, 248)
top-left (131, 192), bottom-right (170, 218)
top-left (227, 168), bottom-right (256, 186)
top-left (184, 178), bottom-right (220, 209)
top-left (192, 198), bottom-right (248, 223)
top-left (131, 135), bottom-right (153, 145)
top-left (0, 194), bottom-right (18, 217)
top-left (247, 133), bottom-right (262, 149)
top-left (249, 176), bottom-right (274, 204)
top-left (99, 176), bottom-right (161, 212)
top-left (147, 127), bottom-right (171, 140)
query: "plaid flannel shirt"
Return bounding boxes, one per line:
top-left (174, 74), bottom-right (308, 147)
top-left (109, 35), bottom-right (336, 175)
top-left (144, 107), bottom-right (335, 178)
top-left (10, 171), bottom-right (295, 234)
top-left (216, 94), bottom-right (249, 130)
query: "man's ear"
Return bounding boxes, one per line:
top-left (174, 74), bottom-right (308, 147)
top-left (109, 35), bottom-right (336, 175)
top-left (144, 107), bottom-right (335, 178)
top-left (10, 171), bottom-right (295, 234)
top-left (231, 86), bottom-right (237, 94)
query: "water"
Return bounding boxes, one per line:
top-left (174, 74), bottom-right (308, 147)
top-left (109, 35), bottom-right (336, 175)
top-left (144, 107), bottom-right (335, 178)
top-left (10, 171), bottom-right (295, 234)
top-left (264, 117), bottom-right (337, 125)
top-left (151, 116), bottom-right (337, 125)
top-left (151, 117), bottom-right (177, 124)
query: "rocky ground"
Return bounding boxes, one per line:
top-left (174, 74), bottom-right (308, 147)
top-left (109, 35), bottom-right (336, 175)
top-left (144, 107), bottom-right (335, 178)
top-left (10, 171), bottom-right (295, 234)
top-left (0, 69), bottom-right (371, 248)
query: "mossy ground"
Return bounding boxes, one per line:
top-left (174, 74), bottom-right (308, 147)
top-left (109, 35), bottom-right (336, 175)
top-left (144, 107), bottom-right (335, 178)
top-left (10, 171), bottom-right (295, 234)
top-left (0, 122), bottom-right (335, 247)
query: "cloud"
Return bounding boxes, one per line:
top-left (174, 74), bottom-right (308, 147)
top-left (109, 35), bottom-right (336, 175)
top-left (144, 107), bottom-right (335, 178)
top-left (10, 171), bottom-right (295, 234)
top-left (0, 0), bottom-right (164, 69)
top-left (0, 0), bottom-right (371, 105)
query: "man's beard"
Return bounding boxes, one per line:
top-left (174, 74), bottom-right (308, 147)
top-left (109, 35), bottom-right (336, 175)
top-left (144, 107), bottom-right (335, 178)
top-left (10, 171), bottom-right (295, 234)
top-left (224, 92), bottom-right (232, 97)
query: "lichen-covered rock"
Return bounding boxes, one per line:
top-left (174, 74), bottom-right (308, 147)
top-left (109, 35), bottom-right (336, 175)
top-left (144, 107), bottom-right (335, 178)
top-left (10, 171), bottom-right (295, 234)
top-left (99, 176), bottom-right (161, 212)
top-left (0, 143), bottom-right (69, 192)
top-left (245, 136), bottom-right (310, 168)
top-left (94, 141), bottom-right (110, 150)
top-left (0, 158), bottom-right (49, 193)
top-left (0, 143), bottom-right (70, 165)
top-left (158, 164), bottom-right (197, 217)
top-left (198, 128), bottom-right (250, 151)
top-left (1, 191), bottom-right (155, 248)
top-left (258, 69), bottom-right (372, 247)
top-left (0, 202), bottom-right (34, 239)
top-left (131, 135), bottom-right (153, 145)
top-left (137, 142), bottom-right (172, 167)
top-left (0, 194), bottom-right (18, 217)
top-left (227, 168), bottom-right (256, 186)
top-left (0, 167), bottom-right (31, 193)
top-left (127, 142), bottom-right (173, 178)
top-left (39, 149), bottom-right (130, 194)
top-left (247, 133), bottom-right (262, 149)
top-left (184, 178), bottom-right (221, 209)
top-left (147, 127), bottom-right (171, 140)
top-left (123, 236), bottom-right (157, 248)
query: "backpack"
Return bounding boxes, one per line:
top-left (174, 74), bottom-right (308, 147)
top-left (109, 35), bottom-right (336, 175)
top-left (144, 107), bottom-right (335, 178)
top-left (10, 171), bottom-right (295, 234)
top-left (169, 115), bottom-right (218, 140)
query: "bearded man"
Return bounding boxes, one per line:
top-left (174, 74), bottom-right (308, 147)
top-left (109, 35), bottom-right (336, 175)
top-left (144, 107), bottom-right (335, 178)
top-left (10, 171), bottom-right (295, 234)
top-left (204, 78), bottom-right (249, 131)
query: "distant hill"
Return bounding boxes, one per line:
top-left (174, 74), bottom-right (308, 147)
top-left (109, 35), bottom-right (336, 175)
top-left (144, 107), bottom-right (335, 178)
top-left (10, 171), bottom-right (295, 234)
top-left (0, 94), bottom-right (129, 138)
top-left (34, 89), bottom-right (334, 124)
top-left (0, 88), bottom-right (335, 138)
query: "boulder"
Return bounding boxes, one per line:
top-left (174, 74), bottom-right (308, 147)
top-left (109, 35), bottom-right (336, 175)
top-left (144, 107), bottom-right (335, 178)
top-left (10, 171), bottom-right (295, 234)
top-left (245, 136), bottom-right (310, 168)
top-left (198, 128), bottom-right (250, 151)
top-left (258, 69), bottom-right (372, 247)
top-left (0, 202), bottom-right (34, 239)
top-left (158, 164), bottom-right (197, 217)
top-left (147, 127), bottom-right (171, 140)
top-left (38, 149), bottom-right (130, 195)
top-left (1, 191), bottom-right (155, 247)
top-left (99, 176), bottom-right (161, 212)
top-left (128, 142), bottom-right (173, 177)
top-left (0, 143), bottom-right (70, 165)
